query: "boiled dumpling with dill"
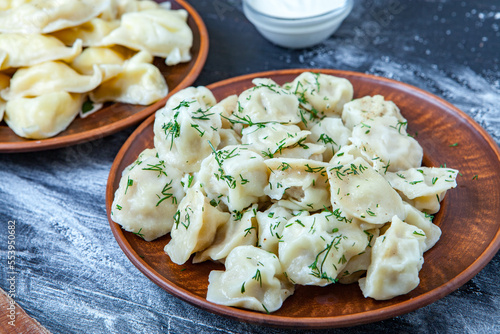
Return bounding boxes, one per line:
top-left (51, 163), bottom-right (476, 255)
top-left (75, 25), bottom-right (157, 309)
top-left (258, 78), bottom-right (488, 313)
top-left (403, 202), bottom-right (441, 251)
top-left (278, 211), bottom-right (370, 286)
top-left (341, 95), bottom-right (406, 130)
top-left (97, 8), bottom-right (193, 66)
top-left (272, 142), bottom-right (326, 161)
top-left (284, 72), bottom-right (353, 120)
top-left (0, 33), bottom-right (82, 70)
top-left (255, 204), bottom-right (293, 255)
top-left (197, 145), bottom-right (268, 212)
top-left (111, 148), bottom-right (185, 241)
top-left (234, 78), bottom-right (302, 124)
top-left (328, 156), bottom-right (405, 227)
top-left (164, 185), bottom-right (230, 265)
top-left (154, 88), bottom-right (220, 173)
top-left (308, 117), bottom-right (351, 162)
top-left (337, 227), bottom-right (380, 284)
top-left (163, 86), bottom-right (217, 111)
top-left (213, 94), bottom-right (238, 130)
top-left (384, 167), bottom-right (458, 214)
top-left (207, 245), bottom-right (295, 313)
top-left (193, 204), bottom-right (259, 264)
top-left (218, 128), bottom-right (242, 148)
top-left (358, 216), bottom-right (427, 300)
top-left (241, 123), bottom-right (311, 158)
top-left (264, 158), bottom-right (331, 211)
top-left (349, 116), bottom-right (423, 173)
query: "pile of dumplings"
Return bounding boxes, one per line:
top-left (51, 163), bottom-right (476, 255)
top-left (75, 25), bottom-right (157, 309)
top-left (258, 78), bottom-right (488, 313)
top-left (111, 72), bottom-right (459, 313)
top-left (0, 0), bottom-right (193, 139)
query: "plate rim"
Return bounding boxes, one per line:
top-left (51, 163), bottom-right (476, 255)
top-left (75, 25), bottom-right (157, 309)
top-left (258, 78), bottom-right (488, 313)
top-left (106, 68), bottom-right (500, 329)
top-left (0, 0), bottom-right (209, 153)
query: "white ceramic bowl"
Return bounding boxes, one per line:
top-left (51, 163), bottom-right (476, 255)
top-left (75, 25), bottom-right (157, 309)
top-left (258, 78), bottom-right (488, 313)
top-left (242, 0), bottom-right (353, 49)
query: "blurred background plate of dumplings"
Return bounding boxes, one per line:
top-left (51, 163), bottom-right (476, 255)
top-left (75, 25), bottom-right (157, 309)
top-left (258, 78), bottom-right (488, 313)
top-left (0, 0), bottom-right (194, 140)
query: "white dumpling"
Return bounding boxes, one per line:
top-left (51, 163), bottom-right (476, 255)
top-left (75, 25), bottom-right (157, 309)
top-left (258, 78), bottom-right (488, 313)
top-left (217, 128), bottom-right (242, 149)
top-left (385, 167), bottom-right (458, 214)
top-left (50, 18), bottom-right (121, 47)
top-left (264, 158), bottom-right (330, 211)
top-left (193, 204), bottom-right (258, 263)
top-left (256, 204), bottom-right (293, 255)
top-left (111, 148), bottom-right (185, 241)
top-left (207, 245), bottom-right (294, 313)
top-left (154, 90), bottom-right (220, 173)
top-left (4, 91), bottom-right (83, 139)
top-left (197, 145), bottom-right (268, 212)
top-left (97, 8), bottom-right (192, 65)
top-left (308, 117), bottom-right (351, 162)
top-left (403, 202), bottom-right (441, 251)
top-left (0, 33), bottom-right (82, 70)
top-left (0, 0), bottom-right (111, 34)
top-left (328, 144), bottom-right (371, 165)
top-left (329, 144), bottom-right (392, 174)
top-left (233, 78), bottom-right (301, 124)
top-left (342, 95), bottom-right (406, 130)
top-left (164, 86), bottom-right (216, 110)
top-left (1, 61), bottom-right (103, 100)
top-left (350, 116), bottom-right (423, 173)
top-left (328, 157), bottom-right (405, 226)
top-left (0, 0), bottom-right (28, 10)
top-left (279, 211), bottom-right (369, 286)
top-left (164, 186), bottom-right (230, 265)
top-left (358, 216), bottom-right (426, 300)
top-left (242, 123), bottom-right (310, 158)
top-left (70, 46), bottom-right (129, 81)
top-left (0, 74), bottom-right (10, 121)
top-left (276, 142), bottom-right (326, 161)
top-left (337, 227), bottom-right (380, 284)
top-left (90, 51), bottom-right (168, 105)
top-left (99, 0), bottom-right (162, 21)
top-left (284, 72), bottom-right (353, 118)
top-left (212, 94), bottom-right (238, 129)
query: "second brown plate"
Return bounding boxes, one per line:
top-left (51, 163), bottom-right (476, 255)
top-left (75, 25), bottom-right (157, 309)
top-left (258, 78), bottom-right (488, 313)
top-left (106, 69), bottom-right (500, 329)
top-left (0, 0), bottom-right (208, 153)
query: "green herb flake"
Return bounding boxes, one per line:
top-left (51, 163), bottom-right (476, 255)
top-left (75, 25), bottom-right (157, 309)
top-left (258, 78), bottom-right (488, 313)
top-left (252, 269), bottom-right (263, 287)
top-left (81, 99), bottom-right (94, 114)
top-left (125, 176), bottom-right (134, 194)
top-left (133, 228), bottom-right (145, 239)
top-left (187, 175), bottom-right (194, 188)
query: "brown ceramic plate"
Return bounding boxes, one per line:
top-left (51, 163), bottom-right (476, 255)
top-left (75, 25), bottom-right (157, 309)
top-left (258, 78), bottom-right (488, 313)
top-left (106, 69), bottom-right (500, 328)
top-left (0, 0), bottom-right (208, 153)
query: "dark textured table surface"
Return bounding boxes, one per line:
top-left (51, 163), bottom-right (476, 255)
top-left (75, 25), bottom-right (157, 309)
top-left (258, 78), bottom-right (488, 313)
top-left (1, 0), bottom-right (499, 333)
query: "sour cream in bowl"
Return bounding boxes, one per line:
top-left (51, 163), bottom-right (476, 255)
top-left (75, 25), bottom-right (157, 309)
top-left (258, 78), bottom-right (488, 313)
top-left (242, 0), bottom-right (353, 49)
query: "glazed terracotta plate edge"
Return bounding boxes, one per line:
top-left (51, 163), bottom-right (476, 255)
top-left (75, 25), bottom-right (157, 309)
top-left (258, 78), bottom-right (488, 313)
top-left (106, 68), bottom-right (500, 328)
top-left (0, 0), bottom-right (209, 153)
